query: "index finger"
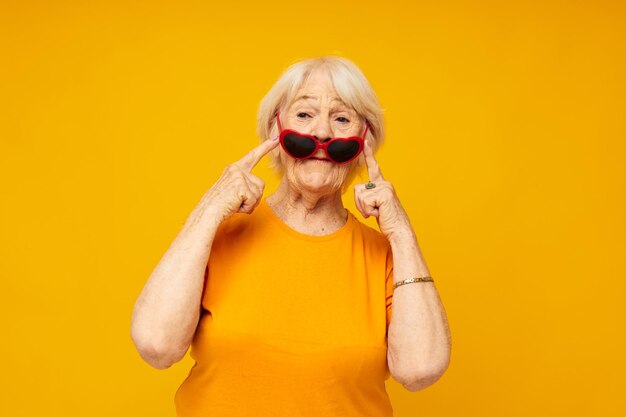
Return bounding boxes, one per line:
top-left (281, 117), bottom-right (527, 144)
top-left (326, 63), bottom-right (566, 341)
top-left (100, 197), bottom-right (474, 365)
top-left (363, 139), bottom-right (384, 181)
top-left (236, 136), bottom-right (280, 171)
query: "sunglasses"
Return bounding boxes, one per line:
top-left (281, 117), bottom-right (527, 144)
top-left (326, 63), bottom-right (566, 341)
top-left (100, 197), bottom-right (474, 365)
top-left (275, 111), bottom-right (370, 164)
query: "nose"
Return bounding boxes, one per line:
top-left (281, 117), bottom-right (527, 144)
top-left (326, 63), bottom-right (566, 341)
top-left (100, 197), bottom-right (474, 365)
top-left (314, 135), bottom-right (332, 144)
top-left (312, 115), bottom-right (333, 143)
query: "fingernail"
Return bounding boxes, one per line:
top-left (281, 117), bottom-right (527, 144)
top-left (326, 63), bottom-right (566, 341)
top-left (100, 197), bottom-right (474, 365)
top-left (272, 135), bottom-right (279, 141)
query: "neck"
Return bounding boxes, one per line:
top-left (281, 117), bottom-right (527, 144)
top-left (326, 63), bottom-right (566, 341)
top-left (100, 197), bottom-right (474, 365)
top-left (265, 177), bottom-right (348, 235)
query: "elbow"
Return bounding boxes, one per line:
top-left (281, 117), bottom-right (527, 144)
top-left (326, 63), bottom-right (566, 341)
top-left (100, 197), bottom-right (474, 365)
top-left (393, 359), bottom-right (451, 392)
top-left (130, 325), bottom-right (188, 370)
top-left (135, 343), bottom-right (183, 370)
top-left (400, 369), bottom-right (445, 392)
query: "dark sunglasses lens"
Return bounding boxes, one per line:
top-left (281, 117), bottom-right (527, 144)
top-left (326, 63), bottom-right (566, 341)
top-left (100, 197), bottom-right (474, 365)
top-left (327, 140), bottom-right (360, 163)
top-left (283, 133), bottom-right (316, 158)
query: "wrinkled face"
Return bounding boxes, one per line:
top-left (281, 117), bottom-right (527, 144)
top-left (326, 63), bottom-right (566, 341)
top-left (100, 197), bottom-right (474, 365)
top-left (278, 69), bottom-right (364, 195)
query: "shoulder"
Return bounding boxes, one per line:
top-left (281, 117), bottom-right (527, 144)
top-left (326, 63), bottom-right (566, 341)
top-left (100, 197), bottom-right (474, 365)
top-left (349, 214), bottom-right (394, 275)
top-left (213, 209), bottom-right (265, 245)
top-left (350, 213), bottom-right (391, 251)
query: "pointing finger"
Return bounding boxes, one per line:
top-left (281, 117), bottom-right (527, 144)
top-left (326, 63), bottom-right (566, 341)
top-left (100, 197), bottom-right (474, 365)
top-left (363, 139), bottom-right (384, 181)
top-left (237, 136), bottom-right (280, 171)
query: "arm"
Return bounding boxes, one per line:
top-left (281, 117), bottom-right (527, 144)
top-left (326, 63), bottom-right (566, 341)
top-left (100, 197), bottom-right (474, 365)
top-left (386, 227), bottom-right (451, 391)
top-left (354, 139), bottom-right (451, 391)
top-left (130, 137), bottom-right (280, 369)
top-left (130, 195), bottom-right (221, 369)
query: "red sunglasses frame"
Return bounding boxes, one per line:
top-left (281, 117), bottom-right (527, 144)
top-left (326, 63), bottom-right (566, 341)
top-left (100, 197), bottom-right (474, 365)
top-left (275, 111), bottom-right (370, 165)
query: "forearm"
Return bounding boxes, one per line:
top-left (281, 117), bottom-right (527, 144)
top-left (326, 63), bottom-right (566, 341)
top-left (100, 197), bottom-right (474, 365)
top-left (387, 228), bottom-right (451, 390)
top-left (130, 192), bottom-right (222, 368)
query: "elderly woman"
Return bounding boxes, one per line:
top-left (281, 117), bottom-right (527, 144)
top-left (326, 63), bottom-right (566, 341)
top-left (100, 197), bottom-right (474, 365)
top-left (131, 56), bottom-right (451, 416)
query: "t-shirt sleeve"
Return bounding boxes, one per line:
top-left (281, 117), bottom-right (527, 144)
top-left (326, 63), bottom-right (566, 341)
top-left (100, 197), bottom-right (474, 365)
top-left (385, 245), bottom-right (394, 329)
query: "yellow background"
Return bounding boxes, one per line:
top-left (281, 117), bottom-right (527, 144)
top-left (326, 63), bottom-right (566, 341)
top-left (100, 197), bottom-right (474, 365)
top-left (1, 0), bottom-right (624, 416)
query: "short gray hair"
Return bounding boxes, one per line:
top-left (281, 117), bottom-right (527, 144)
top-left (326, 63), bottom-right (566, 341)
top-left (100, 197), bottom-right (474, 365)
top-left (256, 56), bottom-right (385, 186)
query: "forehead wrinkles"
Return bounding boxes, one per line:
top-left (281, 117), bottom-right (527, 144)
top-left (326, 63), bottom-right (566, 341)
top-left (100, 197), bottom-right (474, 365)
top-left (291, 94), bottom-right (351, 112)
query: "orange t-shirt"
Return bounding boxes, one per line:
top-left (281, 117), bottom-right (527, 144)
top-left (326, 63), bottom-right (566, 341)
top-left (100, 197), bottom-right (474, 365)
top-left (174, 197), bottom-right (395, 417)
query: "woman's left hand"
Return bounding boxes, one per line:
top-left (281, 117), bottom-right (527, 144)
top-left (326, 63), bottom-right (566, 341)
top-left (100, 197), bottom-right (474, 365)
top-left (354, 140), bottom-right (414, 242)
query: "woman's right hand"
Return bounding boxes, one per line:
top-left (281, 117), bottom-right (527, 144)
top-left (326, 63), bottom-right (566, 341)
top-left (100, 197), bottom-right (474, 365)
top-left (204, 136), bottom-right (280, 224)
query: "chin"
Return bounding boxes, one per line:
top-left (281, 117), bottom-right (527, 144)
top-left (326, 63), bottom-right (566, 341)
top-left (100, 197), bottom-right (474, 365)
top-left (296, 171), bottom-right (346, 192)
